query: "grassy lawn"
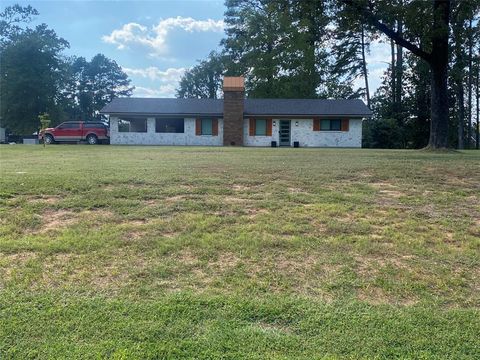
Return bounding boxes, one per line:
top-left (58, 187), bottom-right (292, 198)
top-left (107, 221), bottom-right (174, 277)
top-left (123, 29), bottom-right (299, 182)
top-left (1, 145), bottom-right (479, 359)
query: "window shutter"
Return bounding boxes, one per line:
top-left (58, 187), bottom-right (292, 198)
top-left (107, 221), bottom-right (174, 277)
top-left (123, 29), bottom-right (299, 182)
top-left (195, 118), bottom-right (201, 135)
top-left (266, 118), bottom-right (272, 136)
top-left (313, 118), bottom-right (320, 131)
top-left (212, 118), bottom-right (218, 136)
top-left (341, 119), bottom-right (349, 131)
top-left (249, 118), bottom-right (255, 136)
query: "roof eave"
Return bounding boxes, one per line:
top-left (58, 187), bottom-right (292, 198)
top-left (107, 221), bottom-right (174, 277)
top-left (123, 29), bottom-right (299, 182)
top-left (100, 112), bottom-right (224, 117)
top-left (243, 113), bottom-right (373, 118)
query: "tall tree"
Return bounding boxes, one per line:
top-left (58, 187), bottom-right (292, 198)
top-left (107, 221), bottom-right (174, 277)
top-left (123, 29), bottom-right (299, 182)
top-left (0, 22), bottom-right (69, 133)
top-left (0, 4), bottom-right (38, 43)
top-left (331, 6), bottom-right (373, 106)
top-left (176, 52), bottom-right (225, 99)
top-left (221, 0), bottom-right (348, 98)
top-left (64, 54), bottom-right (133, 121)
top-left (342, 0), bottom-right (452, 149)
top-left (466, 18), bottom-right (473, 148)
top-left (451, 2), bottom-right (467, 149)
top-left (475, 57), bottom-right (480, 150)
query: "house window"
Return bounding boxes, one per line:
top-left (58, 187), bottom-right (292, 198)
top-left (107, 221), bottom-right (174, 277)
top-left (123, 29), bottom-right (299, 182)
top-left (118, 118), bottom-right (147, 133)
top-left (201, 118), bottom-right (213, 135)
top-left (320, 119), bottom-right (342, 131)
top-left (249, 118), bottom-right (272, 136)
top-left (255, 119), bottom-right (267, 136)
top-left (155, 118), bottom-right (184, 133)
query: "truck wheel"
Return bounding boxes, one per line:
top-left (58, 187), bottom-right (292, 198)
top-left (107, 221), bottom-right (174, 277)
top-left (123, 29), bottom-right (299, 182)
top-left (44, 134), bottom-right (54, 144)
top-left (86, 134), bottom-right (98, 145)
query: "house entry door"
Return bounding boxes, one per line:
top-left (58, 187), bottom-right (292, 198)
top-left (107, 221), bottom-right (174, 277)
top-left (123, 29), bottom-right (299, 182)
top-left (279, 120), bottom-right (291, 146)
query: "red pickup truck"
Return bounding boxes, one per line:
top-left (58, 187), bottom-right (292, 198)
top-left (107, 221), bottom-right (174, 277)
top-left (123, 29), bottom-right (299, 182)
top-left (40, 121), bottom-right (109, 145)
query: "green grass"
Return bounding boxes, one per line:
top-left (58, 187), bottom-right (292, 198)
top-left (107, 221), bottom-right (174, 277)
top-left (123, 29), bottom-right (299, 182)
top-left (1, 145), bottom-right (479, 359)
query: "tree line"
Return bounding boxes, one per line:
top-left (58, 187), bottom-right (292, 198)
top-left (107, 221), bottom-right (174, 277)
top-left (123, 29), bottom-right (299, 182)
top-left (0, 5), bottom-right (133, 135)
top-left (177, 0), bottom-right (480, 149)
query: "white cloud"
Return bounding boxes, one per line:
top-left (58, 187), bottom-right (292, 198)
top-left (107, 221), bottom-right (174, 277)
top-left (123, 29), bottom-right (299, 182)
top-left (133, 85), bottom-right (178, 98)
top-left (123, 66), bottom-right (187, 98)
top-left (103, 16), bottom-right (224, 55)
top-left (123, 66), bottom-right (186, 82)
top-left (102, 23), bottom-right (149, 50)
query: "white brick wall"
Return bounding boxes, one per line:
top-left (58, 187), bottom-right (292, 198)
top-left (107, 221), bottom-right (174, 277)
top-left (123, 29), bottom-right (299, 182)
top-left (243, 118), bottom-right (363, 147)
top-left (242, 119), bottom-right (279, 146)
top-left (110, 117), bottom-right (363, 147)
top-left (110, 117), bottom-right (223, 146)
top-left (291, 119), bottom-right (362, 147)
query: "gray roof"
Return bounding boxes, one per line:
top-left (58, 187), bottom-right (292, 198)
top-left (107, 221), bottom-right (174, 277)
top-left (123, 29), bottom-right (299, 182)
top-left (245, 99), bottom-right (371, 117)
top-left (101, 97), bottom-right (372, 117)
top-left (100, 98), bottom-right (223, 116)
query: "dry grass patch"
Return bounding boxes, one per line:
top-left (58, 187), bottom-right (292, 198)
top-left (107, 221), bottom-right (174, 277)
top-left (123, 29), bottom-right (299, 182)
top-left (165, 195), bottom-right (188, 202)
top-left (357, 287), bottom-right (418, 306)
top-left (27, 195), bottom-right (61, 205)
top-left (371, 182), bottom-right (405, 199)
top-left (0, 252), bottom-right (38, 285)
top-left (231, 184), bottom-right (250, 191)
top-left (36, 209), bottom-right (77, 234)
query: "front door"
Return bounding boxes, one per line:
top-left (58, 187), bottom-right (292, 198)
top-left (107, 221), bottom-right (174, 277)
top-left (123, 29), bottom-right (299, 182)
top-left (279, 120), bottom-right (291, 146)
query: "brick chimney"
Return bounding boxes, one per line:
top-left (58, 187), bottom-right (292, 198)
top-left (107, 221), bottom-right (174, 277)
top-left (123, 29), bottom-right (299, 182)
top-left (223, 76), bottom-right (244, 146)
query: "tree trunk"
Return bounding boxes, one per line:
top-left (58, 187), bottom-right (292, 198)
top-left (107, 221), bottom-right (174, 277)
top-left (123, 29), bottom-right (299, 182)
top-left (395, 16), bottom-right (403, 108)
top-left (361, 24), bottom-right (370, 108)
top-left (452, 7), bottom-right (465, 149)
top-left (343, 0), bottom-right (451, 149)
top-left (390, 38), bottom-right (396, 106)
top-left (429, 64), bottom-right (449, 149)
top-left (467, 18), bottom-right (473, 149)
top-left (456, 80), bottom-right (465, 149)
top-left (426, 0), bottom-right (450, 149)
top-left (477, 59), bottom-right (479, 149)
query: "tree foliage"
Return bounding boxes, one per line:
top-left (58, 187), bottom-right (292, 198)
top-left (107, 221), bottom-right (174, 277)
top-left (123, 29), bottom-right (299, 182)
top-left (176, 52), bottom-right (225, 99)
top-left (177, 0), bottom-right (479, 149)
top-left (0, 5), bottom-right (133, 134)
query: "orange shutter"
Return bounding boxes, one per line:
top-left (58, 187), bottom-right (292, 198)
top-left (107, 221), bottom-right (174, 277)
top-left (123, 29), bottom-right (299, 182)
top-left (249, 118), bottom-right (255, 136)
top-left (212, 118), bottom-right (218, 136)
top-left (266, 118), bottom-right (272, 136)
top-left (195, 118), bottom-right (201, 135)
top-left (341, 119), bottom-right (349, 132)
top-left (313, 118), bottom-right (320, 131)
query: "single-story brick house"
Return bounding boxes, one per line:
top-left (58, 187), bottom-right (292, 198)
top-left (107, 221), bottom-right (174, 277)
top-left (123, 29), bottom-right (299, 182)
top-left (100, 77), bottom-right (372, 147)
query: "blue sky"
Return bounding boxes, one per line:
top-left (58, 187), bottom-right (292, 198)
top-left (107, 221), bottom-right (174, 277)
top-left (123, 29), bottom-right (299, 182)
top-left (2, 0), bottom-right (389, 99)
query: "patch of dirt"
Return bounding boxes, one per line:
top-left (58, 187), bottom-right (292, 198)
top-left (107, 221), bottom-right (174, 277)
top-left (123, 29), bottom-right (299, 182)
top-left (232, 184), bottom-right (250, 191)
top-left (379, 189), bottom-right (403, 198)
top-left (247, 208), bottom-right (270, 218)
top-left (36, 209), bottom-right (77, 234)
top-left (288, 187), bottom-right (308, 194)
top-left (0, 252), bottom-right (38, 283)
top-left (165, 195), bottom-right (188, 202)
top-left (82, 209), bottom-right (115, 218)
top-left (124, 219), bottom-right (148, 226)
top-left (176, 249), bottom-right (199, 266)
top-left (124, 231), bottom-right (148, 241)
top-left (28, 195), bottom-right (61, 205)
top-left (357, 287), bottom-right (418, 306)
top-left (210, 253), bottom-right (241, 271)
top-left (354, 254), bottom-right (413, 277)
top-left (143, 199), bottom-right (158, 207)
top-left (223, 196), bottom-right (249, 204)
